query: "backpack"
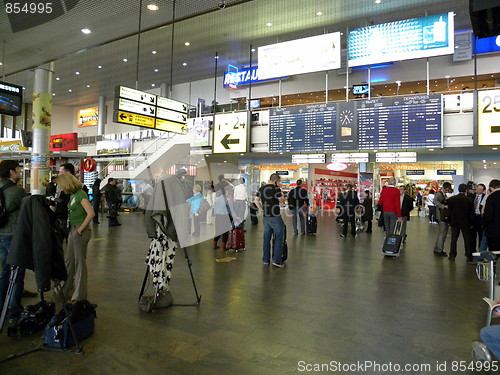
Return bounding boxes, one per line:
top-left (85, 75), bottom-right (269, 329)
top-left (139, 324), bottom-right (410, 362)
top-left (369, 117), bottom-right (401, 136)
top-left (0, 180), bottom-right (15, 228)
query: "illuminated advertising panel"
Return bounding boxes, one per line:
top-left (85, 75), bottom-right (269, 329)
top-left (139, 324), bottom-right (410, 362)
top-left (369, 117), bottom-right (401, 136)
top-left (258, 32), bottom-right (341, 80)
top-left (348, 12), bottom-right (454, 67)
top-left (77, 107), bottom-right (98, 127)
top-left (50, 133), bottom-right (78, 151)
top-left (478, 89), bottom-right (500, 146)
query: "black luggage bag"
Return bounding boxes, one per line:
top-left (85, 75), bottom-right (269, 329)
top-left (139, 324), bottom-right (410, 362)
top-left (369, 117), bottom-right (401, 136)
top-left (307, 214), bottom-right (317, 234)
top-left (382, 221), bottom-right (403, 257)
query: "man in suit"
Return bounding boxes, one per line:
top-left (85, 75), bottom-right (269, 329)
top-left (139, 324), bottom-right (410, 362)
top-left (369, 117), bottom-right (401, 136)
top-left (447, 183), bottom-right (475, 262)
top-left (337, 184), bottom-right (359, 238)
top-left (433, 181), bottom-right (452, 257)
top-left (471, 183), bottom-right (487, 251)
top-left (482, 179), bottom-right (500, 252)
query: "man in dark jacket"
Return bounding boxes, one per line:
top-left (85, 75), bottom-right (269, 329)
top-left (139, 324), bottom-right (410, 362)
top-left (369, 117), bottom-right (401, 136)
top-left (361, 190), bottom-right (373, 233)
top-left (483, 179), bottom-right (500, 252)
top-left (287, 179), bottom-right (309, 235)
top-left (102, 178), bottom-right (121, 226)
top-left (338, 184), bottom-right (359, 238)
top-left (399, 185), bottom-right (414, 242)
top-left (448, 183), bottom-right (475, 262)
top-left (0, 160), bottom-right (26, 320)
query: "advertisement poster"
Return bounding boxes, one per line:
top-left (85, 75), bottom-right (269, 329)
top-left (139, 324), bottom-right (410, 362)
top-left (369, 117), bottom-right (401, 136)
top-left (96, 139), bottom-right (132, 155)
top-left (50, 133), bottom-right (78, 151)
top-left (188, 117), bottom-right (210, 147)
top-left (32, 92), bottom-right (52, 129)
top-left (78, 107), bottom-right (99, 127)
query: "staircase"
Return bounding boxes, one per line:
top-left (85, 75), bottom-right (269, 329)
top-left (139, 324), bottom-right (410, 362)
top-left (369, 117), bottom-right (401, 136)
top-left (102, 132), bottom-right (193, 182)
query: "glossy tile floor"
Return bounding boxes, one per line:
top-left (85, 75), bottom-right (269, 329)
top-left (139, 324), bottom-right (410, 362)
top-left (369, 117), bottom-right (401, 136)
top-left (0, 211), bottom-right (491, 374)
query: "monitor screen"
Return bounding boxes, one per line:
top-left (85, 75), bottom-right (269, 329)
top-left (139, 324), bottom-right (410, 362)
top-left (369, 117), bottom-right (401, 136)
top-left (352, 84), bottom-right (369, 95)
top-left (0, 81), bottom-right (23, 117)
top-left (250, 99), bottom-right (260, 109)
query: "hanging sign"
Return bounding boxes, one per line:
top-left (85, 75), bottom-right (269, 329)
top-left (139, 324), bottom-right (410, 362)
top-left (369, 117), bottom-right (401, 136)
top-left (478, 89), bottom-right (500, 146)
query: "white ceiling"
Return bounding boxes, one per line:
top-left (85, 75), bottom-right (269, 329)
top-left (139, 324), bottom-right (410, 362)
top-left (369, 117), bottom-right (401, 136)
top-left (0, 0), bottom-right (473, 107)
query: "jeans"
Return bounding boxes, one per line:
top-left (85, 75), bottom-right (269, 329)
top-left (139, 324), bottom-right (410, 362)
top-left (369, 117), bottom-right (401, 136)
top-left (383, 212), bottom-right (398, 234)
top-left (291, 206), bottom-right (305, 234)
top-left (433, 221), bottom-right (450, 253)
top-left (479, 235), bottom-right (489, 252)
top-left (0, 235), bottom-right (25, 316)
top-left (481, 325), bottom-right (500, 360)
top-left (263, 216), bottom-right (285, 264)
top-left (428, 206), bottom-right (437, 223)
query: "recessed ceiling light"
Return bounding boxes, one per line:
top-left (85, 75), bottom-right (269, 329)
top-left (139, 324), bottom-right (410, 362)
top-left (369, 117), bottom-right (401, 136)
top-left (75, 72), bottom-right (80, 75)
top-left (266, 22), bottom-right (273, 27)
top-left (56, 77), bottom-right (60, 80)
top-left (251, 48), bottom-right (256, 52)
top-left (52, 93), bottom-right (55, 96)
top-left (97, 65), bottom-right (102, 69)
top-left (147, 4), bottom-right (159, 11)
top-left (68, 89), bottom-right (72, 92)
top-left (214, 55), bottom-right (219, 59)
top-left (375, 0), bottom-right (381, 3)
top-left (154, 68), bottom-right (159, 72)
top-left (151, 84), bottom-right (155, 87)
top-left (0, 62), bottom-right (3, 66)
top-left (316, 11), bottom-right (323, 16)
top-left (182, 62), bottom-right (187, 66)
top-left (152, 50), bottom-right (157, 54)
top-left (184, 42), bottom-right (190, 46)
top-left (493, 147), bottom-right (498, 150)
top-left (123, 58), bottom-right (128, 62)
top-left (81, 28), bottom-right (91, 34)
top-left (483, 160), bottom-right (486, 163)
top-left (86, 84), bottom-right (90, 88)
top-left (429, 148), bottom-right (434, 151)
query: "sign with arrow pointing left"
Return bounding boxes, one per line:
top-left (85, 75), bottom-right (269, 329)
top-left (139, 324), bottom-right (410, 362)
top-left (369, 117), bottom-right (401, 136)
top-left (213, 112), bottom-right (248, 154)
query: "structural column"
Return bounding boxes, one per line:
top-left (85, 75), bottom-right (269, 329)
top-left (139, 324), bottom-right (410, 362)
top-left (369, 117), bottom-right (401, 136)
top-left (97, 95), bottom-right (106, 136)
top-left (31, 62), bottom-right (53, 195)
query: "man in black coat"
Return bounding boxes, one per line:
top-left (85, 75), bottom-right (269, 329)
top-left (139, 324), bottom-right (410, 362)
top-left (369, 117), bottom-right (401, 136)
top-left (337, 184), bottom-right (359, 238)
top-left (448, 183), bottom-right (475, 262)
top-left (482, 179), bottom-right (500, 252)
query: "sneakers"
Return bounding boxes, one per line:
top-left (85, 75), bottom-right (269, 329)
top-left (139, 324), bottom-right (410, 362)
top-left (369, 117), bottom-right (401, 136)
top-left (434, 251), bottom-right (447, 257)
top-left (263, 262), bottom-right (270, 265)
top-left (272, 262), bottom-right (285, 268)
top-left (340, 234), bottom-right (346, 238)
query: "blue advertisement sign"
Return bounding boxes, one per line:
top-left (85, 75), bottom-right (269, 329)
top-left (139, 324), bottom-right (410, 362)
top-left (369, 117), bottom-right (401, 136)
top-left (348, 12), bottom-right (454, 67)
top-left (437, 170), bottom-right (456, 175)
top-left (223, 65), bottom-right (283, 88)
top-left (476, 35), bottom-right (500, 54)
top-left (406, 170), bottom-right (425, 176)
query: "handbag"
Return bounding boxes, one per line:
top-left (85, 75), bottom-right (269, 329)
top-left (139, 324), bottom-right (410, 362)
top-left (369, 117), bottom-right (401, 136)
top-left (139, 291), bottom-right (173, 312)
top-left (198, 199), bottom-right (211, 214)
top-left (440, 207), bottom-right (450, 223)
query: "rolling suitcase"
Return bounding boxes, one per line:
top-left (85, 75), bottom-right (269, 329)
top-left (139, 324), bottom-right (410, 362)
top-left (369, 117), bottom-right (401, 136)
top-left (226, 228), bottom-right (245, 252)
top-left (382, 221), bottom-right (403, 257)
top-left (307, 214), bottom-right (317, 235)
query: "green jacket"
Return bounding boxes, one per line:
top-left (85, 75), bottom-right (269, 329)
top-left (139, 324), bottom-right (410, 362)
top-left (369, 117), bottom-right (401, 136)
top-left (0, 179), bottom-right (27, 236)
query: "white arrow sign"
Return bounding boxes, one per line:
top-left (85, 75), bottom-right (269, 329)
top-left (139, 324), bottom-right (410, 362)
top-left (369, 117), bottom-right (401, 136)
top-left (156, 107), bottom-right (187, 124)
top-left (118, 86), bottom-right (157, 105)
top-left (157, 96), bottom-right (188, 114)
top-left (117, 98), bottom-right (156, 117)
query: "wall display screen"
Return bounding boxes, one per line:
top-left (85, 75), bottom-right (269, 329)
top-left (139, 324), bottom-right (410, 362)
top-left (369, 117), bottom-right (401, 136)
top-left (357, 95), bottom-right (443, 150)
top-left (352, 84), bottom-right (369, 95)
top-left (0, 81), bottom-right (23, 117)
top-left (269, 103), bottom-right (337, 153)
top-left (348, 12), bottom-right (454, 67)
top-left (258, 32), bottom-right (341, 80)
top-left (96, 139), bottom-right (132, 155)
top-left (478, 89), bottom-right (500, 146)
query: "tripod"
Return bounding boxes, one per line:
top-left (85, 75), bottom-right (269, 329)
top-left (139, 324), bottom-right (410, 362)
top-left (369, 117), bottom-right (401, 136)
top-left (139, 244), bottom-right (201, 310)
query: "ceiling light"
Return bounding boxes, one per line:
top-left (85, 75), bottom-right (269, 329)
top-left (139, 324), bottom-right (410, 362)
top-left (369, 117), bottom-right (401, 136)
top-left (97, 65), bottom-right (102, 69)
top-left (151, 84), bottom-right (155, 87)
top-left (184, 42), bottom-right (190, 46)
top-left (251, 48), bottom-right (256, 52)
top-left (147, 4), bottom-right (159, 11)
top-left (483, 160), bottom-right (486, 163)
top-left (375, 0), bottom-right (381, 3)
top-left (266, 22), bottom-right (273, 27)
top-left (52, 93), bottom-right (55, 96)
top-left (56, 77), bottom-right (60, 80)
top-left (0, 62), bottom-right (3, 66)
top-left (429, 149), bottom-right (434, 151)
top-left (75, 71), bottom-right (80, 75)
top-left (86, 84), bottom-right (90, 88)
top-left (214, 55), bottom-right (219, 59)
top-left (182, 62), bottom-right (187, 66)
top-left (154, 68), bottom-right (159, 72)
top-left (68, 89), bottom-right (72, 92)
top-left (81, 28), bottom-right (91, 34)
top-left (495, 162), bottom-right (497, 165)
top-left (316, 11), bottom-right (323, 16)
top-left (493, 148), bottom-right (498, 150)
top-left (123, 58), bottom-right (128, 62)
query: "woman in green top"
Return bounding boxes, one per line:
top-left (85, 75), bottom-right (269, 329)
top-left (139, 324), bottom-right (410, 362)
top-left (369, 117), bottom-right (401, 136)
top-left (56, 173), bottom-right (95, 301)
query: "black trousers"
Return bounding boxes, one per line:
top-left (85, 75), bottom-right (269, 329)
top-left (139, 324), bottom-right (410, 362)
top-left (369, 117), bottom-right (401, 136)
top-left (450, 226), bottom-right (473, 259)
top-left (342, 216), bottom-right (356, 237)
top-left (470, 214), bottom-right (483, 250)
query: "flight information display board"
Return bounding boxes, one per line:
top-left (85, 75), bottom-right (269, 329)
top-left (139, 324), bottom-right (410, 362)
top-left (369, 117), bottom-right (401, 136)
top-left (357, 95), bottom-right (443, 150)
top-left (269, 103), bottom-right (336, 153)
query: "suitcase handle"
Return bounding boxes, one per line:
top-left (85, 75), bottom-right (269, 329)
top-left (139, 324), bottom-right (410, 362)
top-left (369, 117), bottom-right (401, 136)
top-left (393, 220), bottom-right (403, 235)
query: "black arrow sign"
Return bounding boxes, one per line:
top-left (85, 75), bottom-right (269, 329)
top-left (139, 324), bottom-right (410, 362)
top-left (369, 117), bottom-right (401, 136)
top-left (150, 97), bottom-right (155, 103)
top-left (149, 108), bottom-right (155, 114)
top-left (181, 126), bottom-right (187, 133)
top-left (182, 115), bottom-right (187, 122)
top-left (119, 113), bottom-right (128, 121)
top-left (221, 134), bottom-right (240, 149)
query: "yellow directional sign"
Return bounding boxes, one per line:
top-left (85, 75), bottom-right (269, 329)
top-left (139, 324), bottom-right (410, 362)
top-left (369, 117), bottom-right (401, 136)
top-left (114, 110), bottom-right (155, 128)
top-left (155, 118), bottom-right (188, 134)
top-left (213, 112), bottom-right (248, 154)
top-left (478, 89), bottom-right (500, 146)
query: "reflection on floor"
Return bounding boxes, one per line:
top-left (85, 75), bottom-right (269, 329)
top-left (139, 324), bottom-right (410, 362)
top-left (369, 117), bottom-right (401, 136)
top-left (0, 211), bottom-right (489, 374)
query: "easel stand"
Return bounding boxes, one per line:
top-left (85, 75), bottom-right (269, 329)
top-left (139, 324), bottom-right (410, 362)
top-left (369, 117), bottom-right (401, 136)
top-left (0, 276), bottom-right (83, 363)
top-left (139, 245), bottom-right (201, 308)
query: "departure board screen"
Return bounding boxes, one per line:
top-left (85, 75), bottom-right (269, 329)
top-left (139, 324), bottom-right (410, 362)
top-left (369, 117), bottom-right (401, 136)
top-left (269, 103), bottom-right (336, 153)
top-left (357, 95), bottom-right (443, 150)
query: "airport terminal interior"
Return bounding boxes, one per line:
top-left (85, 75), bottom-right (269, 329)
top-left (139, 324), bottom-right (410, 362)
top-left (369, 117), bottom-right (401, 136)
top-left (1, 0), bottom-right (500, 374)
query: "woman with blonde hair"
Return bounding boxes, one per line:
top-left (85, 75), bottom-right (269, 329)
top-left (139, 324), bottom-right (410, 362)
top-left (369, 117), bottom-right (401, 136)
top-left (56, 173), bottom-right (95, 301)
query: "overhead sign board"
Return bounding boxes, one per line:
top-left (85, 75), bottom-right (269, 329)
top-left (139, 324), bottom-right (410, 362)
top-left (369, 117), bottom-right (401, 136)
top-left (332, 153), bottom-right (369, 163)
top-left (113, 110), bottom-right (155, 128)
top-left (406, 170), bottom-right (425, 175)
top-left (113, 86), bottom-right (188, 134)
top-left (213, 112), bottom-right (248, 154)
top-left (348, 12), bottom-right (454, 67)
top-left (223, 65), bottom-right (284, 88)
top-left (258, 32), bottom-right (341, 80)
top-left (476, 34), bottom-right (500, 54)
top-left (292, 154), bottom-right (326, 163)
top-left (478, 89), bottom-right (500, 146)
